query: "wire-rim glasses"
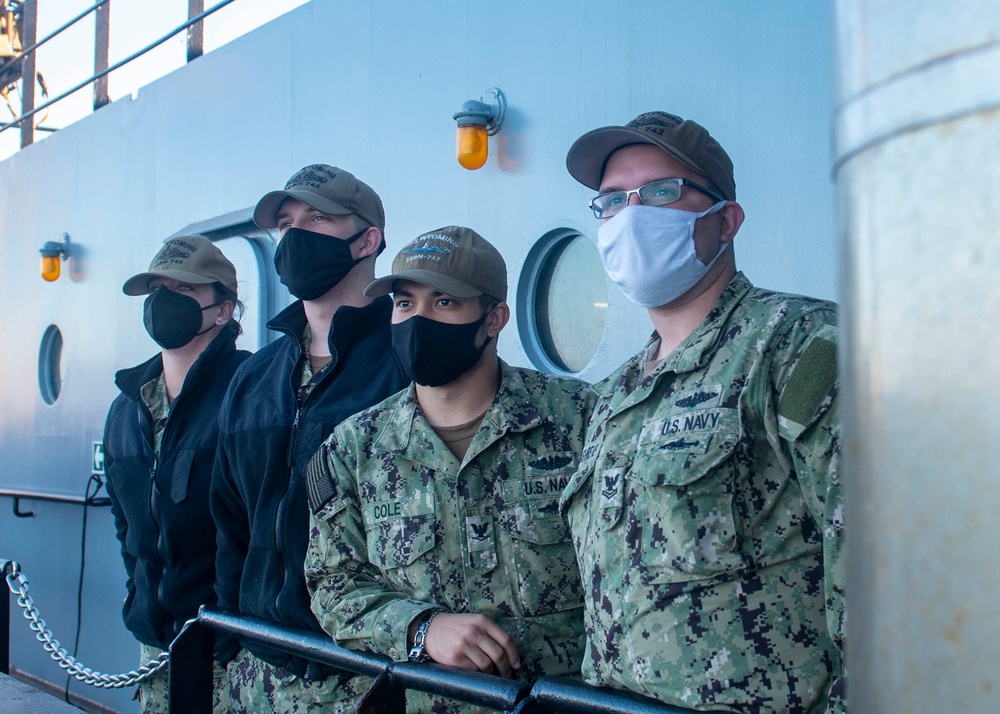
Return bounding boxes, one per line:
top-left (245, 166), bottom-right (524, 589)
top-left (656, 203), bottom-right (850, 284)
top-left (589, 177), bottom-right (725, 219)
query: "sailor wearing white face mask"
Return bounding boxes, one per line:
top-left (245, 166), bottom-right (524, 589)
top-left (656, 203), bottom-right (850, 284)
top-left (560, 112), bottom-right (846, 714)
top-left (596, 197), bottom-right (729, 308)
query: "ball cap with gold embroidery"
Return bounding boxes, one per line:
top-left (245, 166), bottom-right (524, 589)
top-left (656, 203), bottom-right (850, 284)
top-left (365, 226), bottom-right (507, 301)
top-left (566, 111), bottom-right (736, 201)
top-left (122, 235), bottom-right (238, 296)
top-left (253, 164), bottom-right (386, 233)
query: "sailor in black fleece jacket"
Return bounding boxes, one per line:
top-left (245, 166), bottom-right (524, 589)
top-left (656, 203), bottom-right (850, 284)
top-left (210, 165), bottom-right (408, 712)
top-left (104, 236), bottom-right (250, 713)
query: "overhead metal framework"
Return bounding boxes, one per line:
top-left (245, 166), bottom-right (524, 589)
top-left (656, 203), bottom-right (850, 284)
top-left (0, 0), bottom-right (238, 146)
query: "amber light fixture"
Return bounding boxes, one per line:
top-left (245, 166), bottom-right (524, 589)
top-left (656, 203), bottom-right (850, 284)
top-left (453, 88), bottom-right (506, 170)
top-left (39, 233), bottom-right (70, 282)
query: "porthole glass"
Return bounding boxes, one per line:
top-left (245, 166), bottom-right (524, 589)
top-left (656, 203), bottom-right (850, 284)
top-left (213, 235), bottom-right (269, 352)
top-left (518, 229), bottom-right (607, 373)
top-left (198, 222), bottom-right (286, 350)
top-left (38, 324), bottom-right (63, 405)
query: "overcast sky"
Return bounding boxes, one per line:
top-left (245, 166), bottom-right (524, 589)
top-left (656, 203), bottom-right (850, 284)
top-left (1, 0), bottom-right (309, 159)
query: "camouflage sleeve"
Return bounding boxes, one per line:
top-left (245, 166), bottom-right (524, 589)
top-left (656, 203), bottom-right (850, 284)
top-left (305, 432), bottom-right (439, 662)
top-left (771, 309), bottom-right (846, 711)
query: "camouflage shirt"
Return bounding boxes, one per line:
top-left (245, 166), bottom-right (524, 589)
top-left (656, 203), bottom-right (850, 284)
top-left (305, 361), bottom-right (596, 711)
top-left (560, 273), bottom-right (844, 714)
top-left (140, 372), bottom-right (170, 458)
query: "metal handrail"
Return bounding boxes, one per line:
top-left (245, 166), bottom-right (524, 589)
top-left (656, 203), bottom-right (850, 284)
top-left (0, 0), bottom-right (239, 135)
top-left (0, 488), bottom-right (109, 506)
top-left (171, 607), bottom-right (707, 714)
top-left (1, 560), bottom-right (716, 712)
top-left (0, 488), bottom-right (110, 518)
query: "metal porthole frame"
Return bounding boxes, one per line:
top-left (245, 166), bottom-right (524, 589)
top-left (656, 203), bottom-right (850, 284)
top-left (38, 324), bottom-right (63, 405)
top-left (516, 227), bottom-right (588, 376)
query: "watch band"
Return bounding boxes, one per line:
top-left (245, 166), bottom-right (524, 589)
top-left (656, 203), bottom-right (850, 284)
top-left (407, 609), bottom-right (445, 662)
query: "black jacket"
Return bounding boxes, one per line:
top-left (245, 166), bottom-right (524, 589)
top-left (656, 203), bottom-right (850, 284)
top-left (103, 328), bottom-right (250, 650)
top-left (211, 296), bottom-right (408, 677)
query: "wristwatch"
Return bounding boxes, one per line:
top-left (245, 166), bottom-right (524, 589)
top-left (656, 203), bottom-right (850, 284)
top-left (407, 609), bottom-right (445, 662)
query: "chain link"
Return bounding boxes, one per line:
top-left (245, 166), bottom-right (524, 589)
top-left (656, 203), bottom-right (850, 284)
top-left (4, 560), bottom-right (170, 689)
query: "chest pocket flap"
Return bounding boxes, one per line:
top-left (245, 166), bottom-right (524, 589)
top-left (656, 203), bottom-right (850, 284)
top-left (162, 448), bottom-right (197, 504)
top-left (626, 407), bottom-right (743, 584)
top-left (629, 408), bottom-right (739, 487)
top-left (365, 491), bottom-right (436, 570)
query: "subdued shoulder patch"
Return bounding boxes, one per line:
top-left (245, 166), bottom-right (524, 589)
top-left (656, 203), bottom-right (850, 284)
top-left (778, 337), bottom-right (837, 427)
top-left (305, 444), bottom-right (336, 514)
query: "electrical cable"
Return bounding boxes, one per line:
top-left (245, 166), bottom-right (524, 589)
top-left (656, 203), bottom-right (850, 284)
top-left (63, 473), bottom-right (103, 703)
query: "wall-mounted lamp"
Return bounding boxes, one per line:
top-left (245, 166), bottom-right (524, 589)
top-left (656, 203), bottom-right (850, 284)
top-left (453, 88), bottom-right (506, 170)
top-left (39, 233), bottom-right (71, 282)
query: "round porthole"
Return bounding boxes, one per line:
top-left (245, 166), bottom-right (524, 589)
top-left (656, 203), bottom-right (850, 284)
top-left (38, 324), bottom-right (63, 405)
top-left (518, 228), bottom-right (607, 374)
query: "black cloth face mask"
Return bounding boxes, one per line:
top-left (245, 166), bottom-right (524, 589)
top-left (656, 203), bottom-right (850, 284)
top-left (391, 311), bottom-right (492, 387)
top-left (143, 288), bottom-right (219, 350)
top-left (274, 226), bottom-right (367, 300)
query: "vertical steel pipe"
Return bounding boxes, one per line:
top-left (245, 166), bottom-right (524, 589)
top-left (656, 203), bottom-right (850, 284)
top-left (93, 1), bottom-right (109, 109)
top-left (18, 0), bottom-right (35, 148)
top-left (187, 0), bottom-right (204, 62)
top-left (835, 3), bottom-right (1000, 711)
top-left (1, 560), bottom-right (10, 675)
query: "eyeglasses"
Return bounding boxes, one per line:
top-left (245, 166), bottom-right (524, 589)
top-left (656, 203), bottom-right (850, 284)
top-left (589, 178), bottom-right (725, 219)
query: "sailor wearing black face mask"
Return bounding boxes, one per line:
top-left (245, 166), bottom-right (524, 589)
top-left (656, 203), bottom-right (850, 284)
top-left (103, 236), bottom-right (251, 713)
top-left (142, 285), bottom-right (223, 349)
top-left (210, 165), bottom-right (408, 713)
top-left (304, 226), bottom-right (598, 713)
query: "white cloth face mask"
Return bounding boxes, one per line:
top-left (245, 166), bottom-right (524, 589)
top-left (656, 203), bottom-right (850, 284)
top-left (596, 202), bottom-right (728, 308)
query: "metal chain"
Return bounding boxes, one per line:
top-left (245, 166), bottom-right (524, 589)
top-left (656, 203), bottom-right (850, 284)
top-left (4, 560), bottom-right (170, 689)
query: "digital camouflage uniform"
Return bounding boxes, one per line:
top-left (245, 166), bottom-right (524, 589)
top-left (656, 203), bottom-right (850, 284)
top-left (137, 643), bottom-right (230, 714)
top-left (305, 361), bottom-right (596, 713)
top-left (561, 273), bottom-right (845, 713)
top-left (225, 647), bottom-right (368, 714)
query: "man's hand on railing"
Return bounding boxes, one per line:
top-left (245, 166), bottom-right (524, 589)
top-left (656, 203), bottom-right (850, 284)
top-left (423, 613), bottom-right (521, 677)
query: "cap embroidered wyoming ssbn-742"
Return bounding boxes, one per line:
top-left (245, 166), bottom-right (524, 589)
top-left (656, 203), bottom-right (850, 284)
top-left (365, 225), bottom-right (507, 301)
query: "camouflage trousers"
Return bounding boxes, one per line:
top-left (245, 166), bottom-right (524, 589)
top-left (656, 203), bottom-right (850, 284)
top-left (135, 643), bottom-right (230, 714)
top-left (225, 648), bottom-right (370, 713)
top-left (403, 691), bottom-right (498, 714)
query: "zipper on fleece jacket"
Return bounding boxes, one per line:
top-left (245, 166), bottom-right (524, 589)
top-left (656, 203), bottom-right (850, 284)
top-left (147, 458), bottom-right (170, 622)
top-left (272, 344), bottom-right (339, 618)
